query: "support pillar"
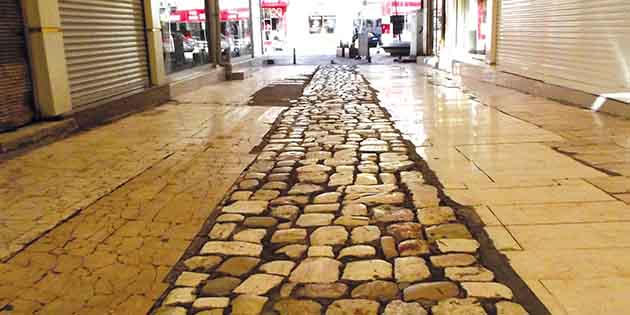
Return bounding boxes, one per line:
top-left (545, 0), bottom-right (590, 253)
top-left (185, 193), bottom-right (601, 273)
top-left (144, 0), bottom-right (166, 86)
top-left (486, 0), bottom-right (499, 64)
top-left (21, 0), bottom-right (71, 117)
top-left (207, 0), bottom-right (221, 65)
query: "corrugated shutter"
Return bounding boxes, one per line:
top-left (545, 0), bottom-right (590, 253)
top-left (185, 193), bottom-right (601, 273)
top-left (0, 0), bottom-right (34, 131)
top-left (497, 0), bottom-right (630, 96)
top-left (59, 0), bottom-right (150, 108)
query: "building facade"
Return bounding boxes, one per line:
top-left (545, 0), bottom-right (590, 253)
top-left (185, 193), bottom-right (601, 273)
top-left (0, 0), bottom-right (262, 132)
top-left (438, 0), bottom-right (630, 104)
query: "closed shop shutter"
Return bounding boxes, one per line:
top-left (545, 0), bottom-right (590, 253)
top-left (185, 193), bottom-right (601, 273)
top-left (59, 0), bottom-right (150, 108)
top-left (497, 0), bottom-right (630, 96)
top-left (0, 0), bottom-right (34, 131)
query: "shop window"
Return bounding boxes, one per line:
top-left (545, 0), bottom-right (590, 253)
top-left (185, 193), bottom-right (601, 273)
top-left (220, 0), bottom-right (253, 61)
top-left (157, 0), bottom-right (211, 75)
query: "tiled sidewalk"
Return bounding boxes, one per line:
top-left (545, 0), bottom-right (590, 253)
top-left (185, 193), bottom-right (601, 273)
top-left (151, 66), bottom-right (528, 315)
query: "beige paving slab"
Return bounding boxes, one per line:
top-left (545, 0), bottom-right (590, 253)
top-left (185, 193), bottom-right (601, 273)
top-left (508, 222), bottom-right (630, 250)
top-left (446, 182), bottom-right (615, 206)
top-left (505, 248), bottom-right (630, 280)
top-left (587, 177), bottom-right (630, 194)
top-left (484, 226), bottom-right (522, 251)
top-left (541, 278), bottom-right (630, 315)
top-left (489, 201), bottom-right (630, 225)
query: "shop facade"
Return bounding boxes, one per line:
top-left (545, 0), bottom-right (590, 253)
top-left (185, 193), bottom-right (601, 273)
top-left (261, 0), bottom-right (289, 54)
top-left (0, 0), bottom-right (34, 131)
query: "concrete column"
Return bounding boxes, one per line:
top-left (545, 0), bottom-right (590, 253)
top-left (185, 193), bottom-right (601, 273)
top-left (144, 0), bottom-right (166, 86)
top-left (207, 0), bottom-right (221, 65)
top-left (485, 0), bottom-right (499, 64)
top-left (21, 0), bottom-right (72, 117)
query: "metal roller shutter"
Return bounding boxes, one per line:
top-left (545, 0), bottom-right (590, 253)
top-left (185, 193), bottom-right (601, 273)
top-left (0, 0), bottom-right (34, 131)
top-left (59, 0), bottom-right (150, 108)
top-left (497, 0), bottom-right (630, 96)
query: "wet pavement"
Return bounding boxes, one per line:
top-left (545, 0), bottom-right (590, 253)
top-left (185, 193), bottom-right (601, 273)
top-left (1, 62), bottom-right (630, 315)
top-left (150, 66), bottom-right (527, 315)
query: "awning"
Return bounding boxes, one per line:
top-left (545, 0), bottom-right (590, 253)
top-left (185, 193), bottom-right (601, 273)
top-left (382, 0), bottom-right (423, 16)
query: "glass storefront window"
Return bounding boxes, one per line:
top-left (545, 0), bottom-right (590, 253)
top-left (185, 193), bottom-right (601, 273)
top-left (157, 0), bottom-right (211, 74)
top-left (220, 0), bottom-right (253, 61)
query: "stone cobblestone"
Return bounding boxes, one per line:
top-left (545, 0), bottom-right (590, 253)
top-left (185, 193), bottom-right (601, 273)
top-left (150, 66), bottom-right (528, 315)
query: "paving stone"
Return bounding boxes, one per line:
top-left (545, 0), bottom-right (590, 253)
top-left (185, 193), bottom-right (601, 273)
top-left (445, 266), bottom-right (495, 282)
top-left (346, 184), bottom-right (398, 194)
top-left (217, 257), bottom-right (261, 276)
top-left (209, 223), bottom-right (237, 240)
top-left (308, 245), bottom-right (335, 257)
top-left (496, 301), bottom-right (530, 315)
top-left (435, 239), bottom-right (480, 253)
top-left (297, 164), bottom-right (333, 173)
top-left (313, 192), bottom-right (342, 203)
top-left (289, 258), bottom-right (341, 283)
top-left (217, 214), bottom-right (245, 223)
top-left (338, 245), bottom-right (376, 259)
top-left (154, 307), bottom-right (187, 315)
top-left (270, 195), bottom-right (310, 206)
top-left (201, 277), bottom-right (241, 296)
top-left (288, 183), bottom-right (324, 195)
top-left (431, 298), bottom-right (487, 315)
top-left (326, 299), bottom-right (380, 315)
top-left (462, 282), bottom-right (514, 299)
top-left (398, 239), bottom-right (430, 256)
top-left (231, 294), bottom-right (268, 315)
top-left (351, 280), bottom-right (399, 302)
top-left (231, 191), bottom-right (253, 201)
top-left (276, 244), bottom-right (307, 259)
top-left (352, 192), bottom-right (406, 205)
top-left (296, 213), bottom-right (335, 227)
top-left (260, 260), bottom-right (296, 276)
top-left (192, 297), bottom-right (230, 310)
top-left (381, 236), bottom-right (399, 258)
top-left (306, 151), bottom-right (333, 160)
top-left (381, 152), bottom-right (409, 162)
top-left (234, 273), bottom-right (285, 295)
top-left (386, 222), bottom-right (424, 241)
top-left (263, 181), bottom-right (289, 190)
top-left (280, 283), bottom-right (298, 297)
top-left (269, 173), bottom-right (291, 182)
top-left (233, 229), bottom-right (267, 243)
top-left (251, 189), bottom-right (281, 201)
top-left (239, 179), bottom-right (260, 190)
top-left (329, 172), bottom-right (355, 186)
top-left (201, 241), bottom-right (263, 257)
top-left (163, 287), bottom-right (196, 306)
top-left (430, 254), bottom-right (477, 267)
top-left (418, 207), bottom-right (456, 225)
top-left (426, 223), bottom-right (472, 240)
top-left (273, 299), bottom-right (322, 315)
top-left (380, 160), bottom-right (415, 172)
top-left (298, 172), bottom-right (329, 184)
top-left (304, 203), bottom-right (340, 213)
top-left (372, 205), bottom-right (415, 223)
top-left (310, 226), bottom-right (348, 245)
top-left (222, 201), bottom-right (268, 215)
top-left (295, 283), bottom-right (349, 299)
top-left (351, 225), bottom-right (381, 244)
top-left (407, 184), bottom-right (440, 208)
top-left (271, 229), bottom-right (308, 244)
top-left (175, 271), bottom-right (210, 287)
top-left (395, 257), bottom-right (431, 283)
top-left (356, 173), bottom-right (378, 185)
top-left (342, 203), bottom-right (368, 215)
top-left (403, 282), bottom-right (460, 301)
top-left (334, 215), bottom-right (369, 226)
top-left (243, 216), bottom-right (278, 228)
top-left (271, 205), bottom-right (300, 220)
top-left (380, 173), bottom-right (397, 185)
top-left (383, 300), bottom-right (427, 315)
top-left (183, 256), bottom-right (223, 272)
top-left (342, 259), bottom-right (392, 280)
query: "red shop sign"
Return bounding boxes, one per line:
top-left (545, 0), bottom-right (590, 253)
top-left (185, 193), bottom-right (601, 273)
top-left (382, 0), bottom-right (423, 16)
top-left (220, 8), bottom-right (250, 21)
top-left (170, 9), bottom-right (207, 23)
top-left (261, 0), bottom-right (289, 8)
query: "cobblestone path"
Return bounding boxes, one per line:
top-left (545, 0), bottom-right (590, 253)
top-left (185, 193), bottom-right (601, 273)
top-left (151, 66), bottom-right (529, 315)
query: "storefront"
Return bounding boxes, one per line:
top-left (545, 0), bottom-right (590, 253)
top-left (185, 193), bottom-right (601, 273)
top-left (454, 0), bottom-right (487, 55)
top-left (219, 0), bottom-right (254, 61)
top-left (261, 0), bottom-right (289, 54)
top-left (380, 0), bottom-right (422, 43)
top-left (0, 0), bottom-right (34, 131)
top-left (160, 0), bottom-right (212, 75)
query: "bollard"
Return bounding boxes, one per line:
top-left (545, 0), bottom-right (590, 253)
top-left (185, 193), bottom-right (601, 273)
top-left (293, 48), bottom-right (296, 65)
